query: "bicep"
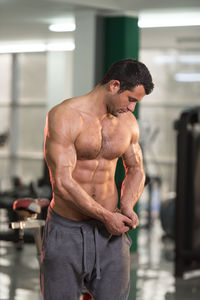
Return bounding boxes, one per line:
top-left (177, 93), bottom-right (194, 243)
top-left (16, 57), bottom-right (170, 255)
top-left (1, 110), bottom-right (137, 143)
top-left (122, 115), bottom-right (144, 169)
top-left (46, 135), bottom-right (76, 166)
top-left (122, 142), bottom-right (143, 170)
top-left (45, 136), bottom-right (77, 182)
top-left (44, 106), bottom-right (81, 183)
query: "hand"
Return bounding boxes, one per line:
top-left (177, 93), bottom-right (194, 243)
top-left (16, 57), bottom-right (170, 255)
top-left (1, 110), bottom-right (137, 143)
top-left (120, 206), bottom-right (139, 230)
top-left (104, 212), bottom-right (133, 236)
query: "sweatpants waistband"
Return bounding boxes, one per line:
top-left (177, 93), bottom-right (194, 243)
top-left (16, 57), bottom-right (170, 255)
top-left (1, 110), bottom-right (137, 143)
top-left (47, 206), bottom-right (104, 229)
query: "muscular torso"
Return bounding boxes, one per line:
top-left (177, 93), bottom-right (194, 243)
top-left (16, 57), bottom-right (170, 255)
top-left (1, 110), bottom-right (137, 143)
top-left (47, 99), bottom-right (135, 220)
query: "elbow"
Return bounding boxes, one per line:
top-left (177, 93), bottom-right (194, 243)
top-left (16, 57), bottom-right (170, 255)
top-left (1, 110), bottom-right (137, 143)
top-left (52, 181), bottom-right (61, 196)
top-left (52, 180), bottom-right (62, 197)
top-left (52, 177), bottom-right (72, 198)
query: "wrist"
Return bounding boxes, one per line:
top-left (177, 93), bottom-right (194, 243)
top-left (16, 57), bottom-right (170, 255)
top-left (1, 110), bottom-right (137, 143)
top-left (120, 202), bottom-right (133, 211)
top-left (98, 208), bottom-right (113, 224)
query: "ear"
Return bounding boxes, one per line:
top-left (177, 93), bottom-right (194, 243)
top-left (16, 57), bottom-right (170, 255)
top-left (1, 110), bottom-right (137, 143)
top-left (109, 80), bottom-right (120, 93)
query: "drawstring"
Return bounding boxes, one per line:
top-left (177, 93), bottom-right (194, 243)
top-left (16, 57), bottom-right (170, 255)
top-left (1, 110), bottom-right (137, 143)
top-left (94, 226), bottom-right (101, 279)
top-left (81, 227), bottom-right (88, 274)
top-left (81, 224), bottom-right (101, 280)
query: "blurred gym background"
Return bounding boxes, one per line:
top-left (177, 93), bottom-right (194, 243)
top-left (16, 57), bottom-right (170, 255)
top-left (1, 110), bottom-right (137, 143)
top-left (0, 1), bottom-right (200, 299)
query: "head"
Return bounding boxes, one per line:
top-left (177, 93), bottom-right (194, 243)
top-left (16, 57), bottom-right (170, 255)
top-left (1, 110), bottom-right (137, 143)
top-left (100, 58), bottom-right (154, 94)
top-left (100, 58), bottom-right (154, 116)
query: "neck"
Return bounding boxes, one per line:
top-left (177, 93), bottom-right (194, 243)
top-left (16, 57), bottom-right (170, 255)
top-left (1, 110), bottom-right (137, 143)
top-left (86, 84), bottom-right (110, 119)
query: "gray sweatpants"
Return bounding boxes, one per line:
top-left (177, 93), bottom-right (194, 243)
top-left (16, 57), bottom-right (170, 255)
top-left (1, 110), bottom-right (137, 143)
top-left (40, 207), bottom-right (132, 300)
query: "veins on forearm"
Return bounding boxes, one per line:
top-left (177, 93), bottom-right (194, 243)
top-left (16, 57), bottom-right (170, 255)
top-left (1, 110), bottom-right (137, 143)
top-left (120, 167), bottom-right (145, 208)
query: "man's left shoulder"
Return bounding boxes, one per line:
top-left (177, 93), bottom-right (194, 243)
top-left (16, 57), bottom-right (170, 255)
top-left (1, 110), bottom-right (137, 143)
top-left (124, 113), bottom-right (140, 142)
top-left (124, 112), bottom-right (138, 127)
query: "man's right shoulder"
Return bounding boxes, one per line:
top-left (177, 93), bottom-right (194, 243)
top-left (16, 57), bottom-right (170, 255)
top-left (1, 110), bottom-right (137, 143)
top-left (46, 99), bottom-right (83, 140)
top-left (48, 99), bottom-right (82, 124)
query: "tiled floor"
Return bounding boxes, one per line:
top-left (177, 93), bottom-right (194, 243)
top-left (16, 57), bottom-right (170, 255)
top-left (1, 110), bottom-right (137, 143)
top-left (0, 240), bottom-right (40, 300)
top-left (129, 219), bottom-right (200, 300)
top-left (0, 219), bottom-right (200, 300)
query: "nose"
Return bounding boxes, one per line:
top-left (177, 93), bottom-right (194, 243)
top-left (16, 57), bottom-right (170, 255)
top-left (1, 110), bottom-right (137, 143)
top-left (128, 103), bottom-right (136, 112)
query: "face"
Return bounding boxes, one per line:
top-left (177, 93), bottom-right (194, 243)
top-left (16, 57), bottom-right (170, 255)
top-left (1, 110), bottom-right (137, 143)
top-left (108, 81), bottom-right (146, 116)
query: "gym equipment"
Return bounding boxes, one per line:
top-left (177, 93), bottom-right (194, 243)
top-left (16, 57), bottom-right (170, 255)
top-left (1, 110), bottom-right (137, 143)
top-left (0, 131), bottom-right (8, 146)
top-left (0, 175), bottom-right (51, 243)
top-left (11, 197), bottom-right (50, 251)
top-left (160, 195), bottom-right (175, 239)
top-left (174, 107), bottom-right (200, 277)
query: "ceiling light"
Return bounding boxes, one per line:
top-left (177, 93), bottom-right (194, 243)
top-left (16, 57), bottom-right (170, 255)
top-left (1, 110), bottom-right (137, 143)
top-left (154, 56), bottom-right (176, 64)
top-left (0, 43), bottom-right (46, 54)
top-left (0, 41), bottom-right (75, 54)
top-left (154, 55), bottom-right (200, 64)
top-left (47, 42), bottom-right (75, 51)
top-left (174, 73), bottom-right (200, 82)
top-left (49, 23), bottom-right (76, 32)
top-left (139, 11), bottom-right (200, 28)
top-left (179, 55), bottom-right (200, 64)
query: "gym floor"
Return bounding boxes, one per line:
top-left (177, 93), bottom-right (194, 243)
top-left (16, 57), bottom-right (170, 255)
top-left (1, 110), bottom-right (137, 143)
top-left (0, 218), bottom-right (200, 300)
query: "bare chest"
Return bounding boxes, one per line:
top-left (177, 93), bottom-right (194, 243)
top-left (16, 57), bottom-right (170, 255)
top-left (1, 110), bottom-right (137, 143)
top-left (75, 115), bottom-right (131, 160)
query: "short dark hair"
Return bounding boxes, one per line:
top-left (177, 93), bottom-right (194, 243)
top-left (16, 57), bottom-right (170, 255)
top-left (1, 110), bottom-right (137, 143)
top-left (100, 58), bottom-right (154, 95)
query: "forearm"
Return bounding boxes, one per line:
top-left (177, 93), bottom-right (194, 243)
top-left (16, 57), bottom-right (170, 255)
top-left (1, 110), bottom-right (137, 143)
top-left (54, 178), bottom-right (113, 223)
top-left (120, 167), bottom-right (145, 210)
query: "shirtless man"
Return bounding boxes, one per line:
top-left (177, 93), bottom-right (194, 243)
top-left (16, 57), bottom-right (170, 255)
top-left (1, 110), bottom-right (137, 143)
top-left (40, 58), bottom-right (154, 300)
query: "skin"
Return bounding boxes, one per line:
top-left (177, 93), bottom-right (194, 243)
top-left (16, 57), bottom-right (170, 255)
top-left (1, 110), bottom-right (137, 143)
top-left (44, 80), bottom-right (146, 236)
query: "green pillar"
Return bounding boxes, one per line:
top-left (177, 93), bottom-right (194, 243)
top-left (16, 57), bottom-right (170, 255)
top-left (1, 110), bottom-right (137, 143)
top-left (104, 16), bottom-right (140, 252)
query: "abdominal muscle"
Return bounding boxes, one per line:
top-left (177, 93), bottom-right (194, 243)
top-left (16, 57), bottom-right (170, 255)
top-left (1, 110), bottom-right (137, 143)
top-left (50, 158), bottom-right (119, 221)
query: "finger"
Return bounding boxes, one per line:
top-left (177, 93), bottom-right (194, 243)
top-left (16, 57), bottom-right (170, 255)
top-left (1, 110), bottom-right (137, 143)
top-left (133, 221), bottom-right (139, 229)
top-left (130, 217), bottom-right (138, 229)
top-left (132, 214), bottom-right (139, 226)
top-left (123, 216), bottom-right (133, 227)
top-left (134, 216), bottom-right (139, 226)
top-left (134, 217), bottom-right (140, 228)
top-left (123, 225), bottom-right (130, 233)
top-left (128, 215), bottom-right (137, 228)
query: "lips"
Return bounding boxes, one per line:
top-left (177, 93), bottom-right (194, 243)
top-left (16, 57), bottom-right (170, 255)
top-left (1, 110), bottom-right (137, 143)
top-left (118, 109), bottom-right (128, 113)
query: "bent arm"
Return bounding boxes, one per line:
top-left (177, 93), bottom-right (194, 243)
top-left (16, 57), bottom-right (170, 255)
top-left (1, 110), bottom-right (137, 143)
top-left (120, 142), bottom-right (145, 211)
